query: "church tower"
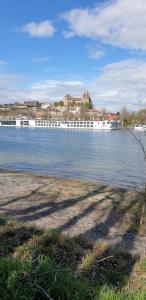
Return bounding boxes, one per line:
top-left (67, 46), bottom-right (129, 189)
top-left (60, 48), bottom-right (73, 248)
top-left (82, 91), bottom-right (92, 106)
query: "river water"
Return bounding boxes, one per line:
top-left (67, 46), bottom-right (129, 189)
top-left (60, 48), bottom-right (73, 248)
top-left (0, 127), bottom-right (146, 189)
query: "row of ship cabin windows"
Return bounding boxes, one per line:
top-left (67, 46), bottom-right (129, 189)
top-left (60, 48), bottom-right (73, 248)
top-left (35, 121), bottom-right (94, 124)
top-left (35, 122), bottom-right (59, 126)
top-left (64, 121), bottom-right (94, 124)
top-left (66, 124), bottom-right (93, 127)
top-left (35, 123), bottom-right (94, 127)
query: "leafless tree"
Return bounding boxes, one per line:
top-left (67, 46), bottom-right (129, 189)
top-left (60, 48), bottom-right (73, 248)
top-left (128, 127), bottom-right (146, 227)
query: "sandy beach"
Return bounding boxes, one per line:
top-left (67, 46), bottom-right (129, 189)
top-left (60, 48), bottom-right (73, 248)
top-left (0, 169), bottom-right (145, 256)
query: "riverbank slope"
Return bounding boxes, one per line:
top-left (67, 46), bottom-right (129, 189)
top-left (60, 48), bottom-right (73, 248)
top-left (0, 169), bottom-right (145, 256)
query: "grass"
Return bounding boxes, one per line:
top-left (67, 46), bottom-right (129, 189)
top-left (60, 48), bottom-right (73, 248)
top-left (0, 215), bottom-right (146, 300)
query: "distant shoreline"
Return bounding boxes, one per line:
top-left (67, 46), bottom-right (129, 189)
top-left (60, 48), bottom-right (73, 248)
top-left (0, 167), bottom-right (139, 191)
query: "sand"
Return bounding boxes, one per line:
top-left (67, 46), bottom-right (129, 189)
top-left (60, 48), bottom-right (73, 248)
top-left (0, 169), bottom-right (145, 256)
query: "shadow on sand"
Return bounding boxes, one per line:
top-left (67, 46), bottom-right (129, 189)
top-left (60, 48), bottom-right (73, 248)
top-left (0, 182), bottom-right (145, 296)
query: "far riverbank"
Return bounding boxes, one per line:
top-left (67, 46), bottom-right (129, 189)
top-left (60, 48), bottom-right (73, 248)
top-left (0, 169), bottom-right (145, 256)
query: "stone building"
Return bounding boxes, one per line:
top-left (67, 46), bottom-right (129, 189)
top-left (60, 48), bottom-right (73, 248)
top-left (24, 101), bottom-right (40, 107)
top-left (63, 91), bottom-right (92, 108)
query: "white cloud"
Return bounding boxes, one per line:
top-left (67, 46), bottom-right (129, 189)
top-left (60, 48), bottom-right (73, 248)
top-left (1, 60), bottom-right (146, 111)
top-left (0, 73), bottom-right (24, 103)
top-left (0, 72), bottom-right (85, 103)
top-left (91, 59), bottom-right (146, 111)
top-left (87, 44), bottom-right (105, 60)
top-left (24, 80), bottom-right (86, 101)
top-left (62, 0), bottom-right (146, 51)
top-left (0, 60), bottom-right (7, 65)
top-left (20, 20), bottom-right (55, 38)
top-left (32, 56), bottom-right (49, 62)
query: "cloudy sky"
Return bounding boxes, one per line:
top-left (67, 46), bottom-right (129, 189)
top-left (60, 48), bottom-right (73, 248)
top-left (1, 0), bottom-right (146, 111)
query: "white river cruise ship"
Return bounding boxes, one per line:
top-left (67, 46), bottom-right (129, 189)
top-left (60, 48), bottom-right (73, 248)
top-left (0, 119), bottom-right (121, 130)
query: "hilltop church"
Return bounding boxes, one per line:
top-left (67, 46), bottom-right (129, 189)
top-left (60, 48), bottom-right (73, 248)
top-left (63, 91), bottom-right (92, 108)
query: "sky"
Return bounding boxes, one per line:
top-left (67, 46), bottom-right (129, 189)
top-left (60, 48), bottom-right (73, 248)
top-left (1, 0), bottom-right (146, 111)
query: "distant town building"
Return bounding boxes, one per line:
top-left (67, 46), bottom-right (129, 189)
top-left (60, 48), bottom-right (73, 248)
top-left (55, 105), bottom-right (65, 113)
top-left (41, 102), bottom-right (51, 109)
top-left (24, 101), bottom-right (40, 107)
top-left (63, 91), bottom-right (92, 108)
top-left (106, 113), bottom-right (120, 121)
top-left (13, 103), bottom-right (27, 109)
top-left (86, 109), bottom-right (103, 117)
top-left (68, 107), bottom-right (80, 114)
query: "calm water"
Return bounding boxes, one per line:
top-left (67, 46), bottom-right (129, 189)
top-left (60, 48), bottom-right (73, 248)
top-left (0, 127), bottom-right (146, 189)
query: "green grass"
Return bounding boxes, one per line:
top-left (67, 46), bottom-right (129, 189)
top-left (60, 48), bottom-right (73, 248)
top-left (0, 256), bottom-right (145, 300)
top-left (0, 215), bottom-right (146, 300)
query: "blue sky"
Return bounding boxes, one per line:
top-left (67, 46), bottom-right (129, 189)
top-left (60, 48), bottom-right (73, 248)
top-left (1, 0), bottom-right (146, 111)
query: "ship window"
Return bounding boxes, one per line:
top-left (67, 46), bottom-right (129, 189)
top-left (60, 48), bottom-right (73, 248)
top-left (2, 120), bottom-right (15, 125)
top-left (24, 121), bottom-right (29, 125)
